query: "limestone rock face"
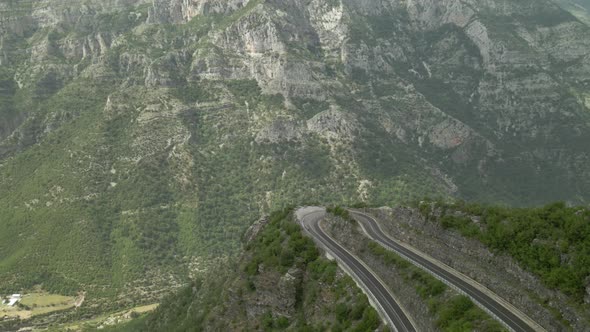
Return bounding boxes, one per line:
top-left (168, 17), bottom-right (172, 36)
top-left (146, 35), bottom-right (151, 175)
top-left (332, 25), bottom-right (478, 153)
top-left (255, 119), bottom-right (304, 144)
top-left (242, 215), bottom-right (269, 244)
top-left (307, 108), bottom-right (358, 141)
top-left (148, 0), bottom-right (249, 24)
top-left (277, 267), bottom-right (302, 313)
top-left (1, 0), bottom-right (588, 207)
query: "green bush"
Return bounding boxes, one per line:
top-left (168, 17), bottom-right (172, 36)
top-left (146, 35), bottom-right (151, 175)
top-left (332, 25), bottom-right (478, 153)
top-left (429, 201), bottom-right (590, 302)
top-left (276, 316), bottom-right (290, 329)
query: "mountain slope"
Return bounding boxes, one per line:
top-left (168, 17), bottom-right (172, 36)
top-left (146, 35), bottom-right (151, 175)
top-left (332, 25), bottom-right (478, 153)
top-left (107, 209), bottom-right (387, 332)
top-left (0, 0), bottom-right (589, 308)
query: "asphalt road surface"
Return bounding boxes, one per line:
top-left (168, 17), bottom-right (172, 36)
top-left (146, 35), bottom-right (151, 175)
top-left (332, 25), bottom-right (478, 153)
top-left (350, 210), bottom-right (544, 332)
top-left (298, 207), bottom-right (416, 332)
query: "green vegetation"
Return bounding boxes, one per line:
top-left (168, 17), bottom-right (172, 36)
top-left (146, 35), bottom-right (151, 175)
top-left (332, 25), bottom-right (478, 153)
top-left (419, 201), bottom-right (590, 302)
top-left (326, 206), bottom-right (352, 221)
top-left (367, 241), bottom-right (505, 332)
top-left (109, 208), bottom-right (384, 331)
top-left (243, 208), bottom-right (383, 331)
top-left (367, 242), bottom-right (446, 299)
top-left (243, 207), bottom-right (319, 275)
top-left (20, 293), bottom-right (74, 307)
top-left (436, 295), bottom-right (503, 332)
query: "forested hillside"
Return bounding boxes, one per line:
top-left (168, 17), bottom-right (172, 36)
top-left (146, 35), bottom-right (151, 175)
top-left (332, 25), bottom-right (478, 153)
top-left (418, 201), bottom-right (590, 304)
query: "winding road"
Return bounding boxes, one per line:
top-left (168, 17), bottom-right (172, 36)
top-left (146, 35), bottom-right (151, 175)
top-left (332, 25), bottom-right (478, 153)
top-left (297, 207), bottom-right (417, 332)
top-left (350, 210), bottom-right (545, 332)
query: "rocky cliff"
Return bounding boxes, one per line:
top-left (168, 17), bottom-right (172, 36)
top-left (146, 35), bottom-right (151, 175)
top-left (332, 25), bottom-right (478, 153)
top-left (0, 0), bottom-right (589, 311)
